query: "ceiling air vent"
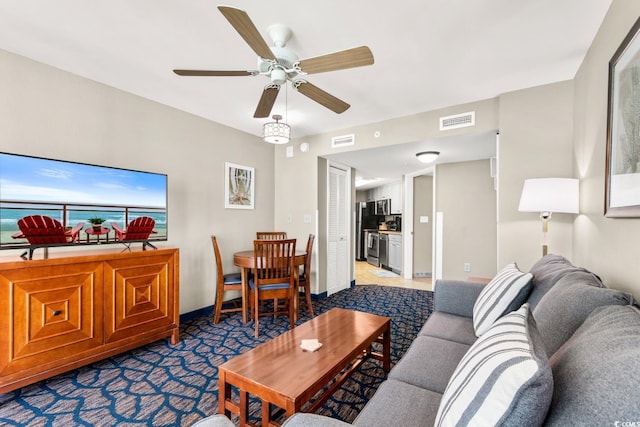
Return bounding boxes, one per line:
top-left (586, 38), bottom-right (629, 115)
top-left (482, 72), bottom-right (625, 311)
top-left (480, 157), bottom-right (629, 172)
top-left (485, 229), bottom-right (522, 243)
top-left (331, 134), bottom-right (355, 148)
top-left (439, 111), bottom-right (475, 131)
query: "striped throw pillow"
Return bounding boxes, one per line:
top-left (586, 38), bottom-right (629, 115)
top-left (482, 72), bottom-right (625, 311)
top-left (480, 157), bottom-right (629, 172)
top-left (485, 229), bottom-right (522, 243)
top-left (435, 304), bottom-right (553, 427)
top-left (473, 263), bottom-right (533, 336)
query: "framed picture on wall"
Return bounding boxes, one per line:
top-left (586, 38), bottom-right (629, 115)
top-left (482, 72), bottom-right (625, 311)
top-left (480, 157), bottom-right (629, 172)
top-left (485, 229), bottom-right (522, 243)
top-left (606, 17), bottom-right (640, 217)
top-left (225, 162), bottom-right (254, 209)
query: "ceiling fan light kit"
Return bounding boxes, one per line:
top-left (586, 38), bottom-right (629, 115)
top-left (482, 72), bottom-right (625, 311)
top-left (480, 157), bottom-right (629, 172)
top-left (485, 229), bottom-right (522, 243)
top-left (263, 115), bottom-right (291, 144)
top-left (416, 151), bottom-right (440, 163)
top-left (173, 5), bottom-right (374, 126)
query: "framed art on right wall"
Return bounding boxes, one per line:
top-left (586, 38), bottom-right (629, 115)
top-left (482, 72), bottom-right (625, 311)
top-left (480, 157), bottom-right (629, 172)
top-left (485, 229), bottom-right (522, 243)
top-left (606, 17), bottom-right (640, 217)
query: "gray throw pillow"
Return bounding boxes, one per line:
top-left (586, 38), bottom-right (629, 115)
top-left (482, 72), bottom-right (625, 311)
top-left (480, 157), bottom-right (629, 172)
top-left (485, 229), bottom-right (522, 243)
top-left (435, 303), bottom-right (553, 427)
top-left (546, 305), bottom-right (640, 424)
top-left (527, 254), bottom-right (603, 310)
top-left (533, 272), bottom-right (633, 357)
top-left (473, 263), bottom-right (533, 336)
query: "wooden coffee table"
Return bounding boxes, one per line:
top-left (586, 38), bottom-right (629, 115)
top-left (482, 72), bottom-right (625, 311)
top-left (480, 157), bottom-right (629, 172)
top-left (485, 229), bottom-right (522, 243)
top-left (218, 308), bottom-right (391, 427)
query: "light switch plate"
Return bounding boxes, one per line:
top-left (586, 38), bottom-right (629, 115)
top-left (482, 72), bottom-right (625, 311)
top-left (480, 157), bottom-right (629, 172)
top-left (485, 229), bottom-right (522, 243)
top-left (303, 214), bottom-right (312, 223)
top-left (420, 216), bottom-right (429, 223)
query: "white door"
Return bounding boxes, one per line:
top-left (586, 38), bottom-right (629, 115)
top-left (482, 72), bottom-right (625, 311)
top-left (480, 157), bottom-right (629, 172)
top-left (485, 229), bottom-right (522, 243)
top-left (327, 163), bottom-right (350, 295)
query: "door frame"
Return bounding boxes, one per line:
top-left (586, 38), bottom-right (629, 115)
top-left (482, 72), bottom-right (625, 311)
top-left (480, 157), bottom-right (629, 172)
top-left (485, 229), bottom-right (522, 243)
top-left (326, 160), bottom-right (352, 295)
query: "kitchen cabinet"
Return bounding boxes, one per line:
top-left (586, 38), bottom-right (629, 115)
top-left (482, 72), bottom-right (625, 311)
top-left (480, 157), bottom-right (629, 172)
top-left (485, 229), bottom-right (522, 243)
top-left (388, 234), bottom-right (402, 274)
top-left (0, 247), bottom-right (179, 393)
top-left (367, 181), bottom-right (402, 214)
top-left (366, 187), bottom-right (380, 202)
top-left (389, 181), bottom-right (402, 214)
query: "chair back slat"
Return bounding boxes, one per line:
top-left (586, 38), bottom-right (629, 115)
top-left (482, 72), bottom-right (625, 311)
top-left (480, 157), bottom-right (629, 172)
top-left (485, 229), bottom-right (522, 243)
top-left (256, 231), bottom-right (287, 240)
top-left (253, 238), bottom-right (295, 285)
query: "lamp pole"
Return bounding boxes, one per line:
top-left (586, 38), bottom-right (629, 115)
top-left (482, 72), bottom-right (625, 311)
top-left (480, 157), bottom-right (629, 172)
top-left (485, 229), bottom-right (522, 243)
top-left (540, 212), bottom-right (551, 256)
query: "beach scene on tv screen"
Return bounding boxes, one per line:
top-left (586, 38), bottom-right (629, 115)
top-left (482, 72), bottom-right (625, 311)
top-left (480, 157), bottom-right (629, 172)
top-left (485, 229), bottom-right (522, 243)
top-left (0, 153), bottom-right (167, 247)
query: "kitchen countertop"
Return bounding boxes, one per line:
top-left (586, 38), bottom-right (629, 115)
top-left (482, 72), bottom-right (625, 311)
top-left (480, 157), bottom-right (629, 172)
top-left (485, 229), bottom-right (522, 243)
top-left (379, 230), bottom-right (402, 235)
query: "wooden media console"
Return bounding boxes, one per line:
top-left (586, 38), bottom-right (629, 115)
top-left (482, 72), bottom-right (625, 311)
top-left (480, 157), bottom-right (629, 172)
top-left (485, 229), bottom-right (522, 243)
top-left (0, 247), bottom-right (180, 393)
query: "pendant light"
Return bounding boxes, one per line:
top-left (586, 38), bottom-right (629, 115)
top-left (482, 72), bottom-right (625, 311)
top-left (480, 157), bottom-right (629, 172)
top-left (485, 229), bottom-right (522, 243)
top-left (263, 114), bottom-right (290, 144)
top-left (263, 83), bottom-right (291, 144)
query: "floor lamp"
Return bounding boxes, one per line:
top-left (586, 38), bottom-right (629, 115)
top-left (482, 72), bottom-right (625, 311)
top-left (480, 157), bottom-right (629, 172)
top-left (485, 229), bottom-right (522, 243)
top-left (518, 178), bottom-right (579, 256)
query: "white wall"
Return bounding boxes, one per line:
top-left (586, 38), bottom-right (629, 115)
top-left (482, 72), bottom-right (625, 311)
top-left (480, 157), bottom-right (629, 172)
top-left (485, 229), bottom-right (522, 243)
top-left (572, 0), bottom-right (640, 297)
top-left (497, 81), bottom-right (575, 270)
top-left (0, 49), bottom-right (276, 314)
top-left (437, 160), bottom-right (497, 280)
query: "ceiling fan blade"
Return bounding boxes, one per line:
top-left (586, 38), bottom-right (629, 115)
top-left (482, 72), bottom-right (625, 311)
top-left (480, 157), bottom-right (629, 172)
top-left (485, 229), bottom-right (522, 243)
top-left (298, 46), bottom-right (374, 74)
top-left (254, 86), bottom-right (280, 118)
top-left (173, 70), bottom-right (255, 77)
top-left (218, 6), bottom-right (276, 61)
top-left (295, 81), bottom-right (350, 114)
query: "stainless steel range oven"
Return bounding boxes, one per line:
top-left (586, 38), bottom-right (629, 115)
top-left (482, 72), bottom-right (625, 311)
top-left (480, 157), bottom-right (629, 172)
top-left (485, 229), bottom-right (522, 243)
top-left (366, 230), bottom-right (380, 266)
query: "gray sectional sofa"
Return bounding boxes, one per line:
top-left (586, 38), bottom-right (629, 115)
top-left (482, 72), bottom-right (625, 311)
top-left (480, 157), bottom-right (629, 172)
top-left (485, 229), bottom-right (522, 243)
top-left (281, 254), bottom-right (640, 426)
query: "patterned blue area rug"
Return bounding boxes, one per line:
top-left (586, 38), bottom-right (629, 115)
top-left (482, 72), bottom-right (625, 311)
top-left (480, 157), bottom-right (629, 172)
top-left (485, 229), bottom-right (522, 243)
top-left (0, 285), bottom-right (433, 426)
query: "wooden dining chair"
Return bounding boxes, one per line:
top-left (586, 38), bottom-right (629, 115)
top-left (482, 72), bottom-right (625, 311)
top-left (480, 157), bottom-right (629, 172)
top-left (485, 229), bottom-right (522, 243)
top-left (298, 234), bottom-right (315, 317)
top-left (250, 238), bottom-right (297, 337)
top-left (256, 231), bottom-right (287, 240)
top-left (211, 236), bottom-right (244, 324)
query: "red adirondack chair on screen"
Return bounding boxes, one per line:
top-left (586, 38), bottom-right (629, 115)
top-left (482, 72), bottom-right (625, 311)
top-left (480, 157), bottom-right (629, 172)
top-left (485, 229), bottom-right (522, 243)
top-left (111, 216), bottom-right (157, 250)
top-left (12, 215), bottom-right (84, 259)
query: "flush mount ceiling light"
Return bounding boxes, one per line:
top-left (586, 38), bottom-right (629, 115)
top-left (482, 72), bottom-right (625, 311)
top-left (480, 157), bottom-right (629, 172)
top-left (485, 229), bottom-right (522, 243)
top-left (416, 151), bottom-right (440, 163)
top-left (263, 114), bottom-right (291, 144)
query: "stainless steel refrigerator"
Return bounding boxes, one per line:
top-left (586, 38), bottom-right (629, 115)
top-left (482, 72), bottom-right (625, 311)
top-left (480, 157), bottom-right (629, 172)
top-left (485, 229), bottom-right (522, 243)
top-left (355, 201), bottom-right (379, 261)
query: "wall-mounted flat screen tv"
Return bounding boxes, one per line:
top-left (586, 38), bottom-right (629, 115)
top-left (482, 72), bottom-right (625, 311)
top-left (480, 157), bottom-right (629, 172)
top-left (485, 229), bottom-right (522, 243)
top-left (0, 152), bottom-right (167, 257)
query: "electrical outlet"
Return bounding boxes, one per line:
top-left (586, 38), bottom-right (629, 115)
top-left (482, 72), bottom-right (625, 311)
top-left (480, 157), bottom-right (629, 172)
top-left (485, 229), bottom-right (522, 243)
top-left (464, 263), bottom-right (471, 272)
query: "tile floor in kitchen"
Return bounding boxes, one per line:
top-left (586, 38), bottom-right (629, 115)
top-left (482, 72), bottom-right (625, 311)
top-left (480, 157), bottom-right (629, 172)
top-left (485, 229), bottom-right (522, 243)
top-left (355, 260), bottom-right (432, 291)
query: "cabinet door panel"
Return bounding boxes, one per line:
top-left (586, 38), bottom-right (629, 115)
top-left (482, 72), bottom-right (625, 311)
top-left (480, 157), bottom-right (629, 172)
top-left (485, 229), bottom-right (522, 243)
top-left (104, 253), bottom-right (177, 343)
top-left (0, 263), bottom-right (103, 375)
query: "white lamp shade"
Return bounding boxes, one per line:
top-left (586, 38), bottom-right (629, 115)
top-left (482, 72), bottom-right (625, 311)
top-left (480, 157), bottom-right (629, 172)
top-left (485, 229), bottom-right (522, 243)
top-left (518, 178), bottom-right (579, 214)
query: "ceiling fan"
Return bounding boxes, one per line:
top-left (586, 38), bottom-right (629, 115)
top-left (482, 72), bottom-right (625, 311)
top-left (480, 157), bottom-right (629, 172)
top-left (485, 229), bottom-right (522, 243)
top-left (173, 6), bottom-right (374, 118)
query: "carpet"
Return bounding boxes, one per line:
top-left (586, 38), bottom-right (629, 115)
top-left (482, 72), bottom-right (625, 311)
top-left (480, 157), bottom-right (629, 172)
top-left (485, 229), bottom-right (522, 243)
top-left (0, 285), bottom-right (433, 426)
top-left (370, 270), bottom-right (400, 278)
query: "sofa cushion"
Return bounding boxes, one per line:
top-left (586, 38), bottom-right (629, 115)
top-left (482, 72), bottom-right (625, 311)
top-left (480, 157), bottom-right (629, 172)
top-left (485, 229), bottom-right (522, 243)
top-left (472, 263), bottom-right (533, 336)
top-left (388, 336), bottom-right (470, 393)
top-left (527, 254), bottom-right (603, 310)
top-left (546, 305), bottom-right (640, 425)
top-left (191, 415), bottom-right (235, 427)
top-left (353, 379), bottom-right (442, 427)
top-left (418, 311), bottom-right (477, 346)
top-left (283, 414), bottom-right (352, 427)
top-left (435, 304), bottom-right (552, 427)
top-left (434, 279), bottom-right (486, 317)
top-left (533, 272), bottom-right (634, 357)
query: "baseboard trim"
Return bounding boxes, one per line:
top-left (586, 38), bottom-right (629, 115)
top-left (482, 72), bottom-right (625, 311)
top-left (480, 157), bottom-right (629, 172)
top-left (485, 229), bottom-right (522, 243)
top-left (180, 305), bottom-right (213, 323)
top-left (181, 293), bottom-right (329, 321)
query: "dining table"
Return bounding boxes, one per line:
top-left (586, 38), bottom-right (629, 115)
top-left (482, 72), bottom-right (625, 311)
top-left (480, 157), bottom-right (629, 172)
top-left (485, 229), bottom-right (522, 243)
top-left (233, 249), bottom-right (307, 324)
